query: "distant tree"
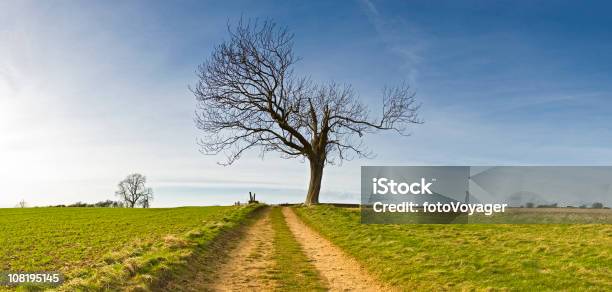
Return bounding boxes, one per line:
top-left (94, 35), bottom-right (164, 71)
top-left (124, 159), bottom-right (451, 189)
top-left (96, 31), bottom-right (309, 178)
top-left (537, 203), bottom-right (557, 208)
top-left (525, 202), bottom-right (534, 208)
top-left (69, 201), bottom-right (87, 207)
top-left (17, 199), bottom-right (27, 208)
top-left (139, 196), bottom-right (151, 208)
top-left (193, 19), bottom-right (421, 204)
top-left (94, 200), bottom-right (120, 207)
top-left (579, 204), bottom-right (587, 209)
top-left (94, 200), bottom-right (108, 207)
top-left (115, 173), bottom-right (154, 208)
top-left (591, 202), bottom-right (604, 209)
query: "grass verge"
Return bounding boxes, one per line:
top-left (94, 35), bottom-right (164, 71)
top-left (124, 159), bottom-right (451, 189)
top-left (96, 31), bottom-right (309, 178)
top-left (51, 204), bottom-right (264, 291)
top-left (294, 205), bottom-right (612, 291)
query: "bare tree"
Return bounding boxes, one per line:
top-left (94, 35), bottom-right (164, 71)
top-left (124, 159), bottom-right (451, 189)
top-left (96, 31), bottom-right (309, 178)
top-left (139, 196), bottom-right (151, 208)
top-left (193, 19), bottom-right (421, 204)
top-left (17, 199), bottom-right (27, 208)
top-left (115, 173), bottom-right (154, 208)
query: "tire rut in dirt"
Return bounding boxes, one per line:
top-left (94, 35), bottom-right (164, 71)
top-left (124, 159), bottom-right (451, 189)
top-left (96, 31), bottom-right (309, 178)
top-left (282, 207), bottom-right (391, 291)
top-left (206, 207), bottom-right (277, 291)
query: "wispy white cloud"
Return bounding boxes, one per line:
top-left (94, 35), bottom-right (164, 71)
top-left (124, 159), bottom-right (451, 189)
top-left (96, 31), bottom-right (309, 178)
top-left (358, 0), bottom-right (427, 85)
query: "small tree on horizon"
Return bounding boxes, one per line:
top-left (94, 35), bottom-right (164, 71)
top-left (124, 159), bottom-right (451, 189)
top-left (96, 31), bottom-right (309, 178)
top-left (17, 199), bottom-right (27, 208)
top-left (139, 196), bottom-right (151, 208)
top-left (115, 173), bottom-right (154, 208)
top-left (193, 19), bottom-right (421, 204)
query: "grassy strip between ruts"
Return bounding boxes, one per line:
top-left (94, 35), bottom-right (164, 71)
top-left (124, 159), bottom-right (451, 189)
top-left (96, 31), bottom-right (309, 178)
top-left (8, 204), bottom-right (264, 291)
top-left (268, 207), bottom-right (327, 291)
top-left (294, 205), bottom-right (612, 291)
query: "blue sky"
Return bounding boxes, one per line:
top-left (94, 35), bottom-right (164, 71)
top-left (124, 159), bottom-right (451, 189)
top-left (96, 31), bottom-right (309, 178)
top-left (1, 0), bottom-right (611, 207)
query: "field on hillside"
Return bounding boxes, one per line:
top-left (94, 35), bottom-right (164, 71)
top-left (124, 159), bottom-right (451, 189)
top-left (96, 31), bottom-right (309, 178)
top-left (0, 205), bottom-right (260, 290)
top-left (295, 205), bottom-right (612, 291)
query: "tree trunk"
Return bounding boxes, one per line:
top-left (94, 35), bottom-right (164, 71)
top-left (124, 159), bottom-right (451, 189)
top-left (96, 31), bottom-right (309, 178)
top-left (305, 157), bottom-right (324, 205)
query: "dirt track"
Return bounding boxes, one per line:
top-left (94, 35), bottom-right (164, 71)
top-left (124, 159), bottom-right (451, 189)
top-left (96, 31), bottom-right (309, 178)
top-left (200, 207), bottom-right (388, 291)
top-left (281, 207), bottom-right (389, 291)
top-left (207, 208), bottom-right (277, 291)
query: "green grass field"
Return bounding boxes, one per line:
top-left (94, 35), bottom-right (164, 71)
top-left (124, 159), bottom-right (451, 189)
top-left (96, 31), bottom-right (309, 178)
top-left (0, 205), bottom-right (260, 290)
top-left (295, 205), bottom-right (612, 291)
top-left (2, 204), bottom-right (611, 290)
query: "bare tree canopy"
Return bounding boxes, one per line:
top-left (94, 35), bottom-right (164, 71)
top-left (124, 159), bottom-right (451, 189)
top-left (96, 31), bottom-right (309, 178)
top-left (193, 19), bottom-right (421, 204)
top-left (17, 199), bottom-right (27, 208)
top-left (115, 173), bottom-right (154, 208)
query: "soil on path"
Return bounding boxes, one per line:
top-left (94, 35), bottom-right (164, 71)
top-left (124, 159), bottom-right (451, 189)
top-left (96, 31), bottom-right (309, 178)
top-left (281, 207), bottom-right (391, 292)
top-left (166, 206), bottom-right (390, 291)
top-left (206, 208), bottom-right (278, 291)
top-left (165, 207), bottom-right (278, 291)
